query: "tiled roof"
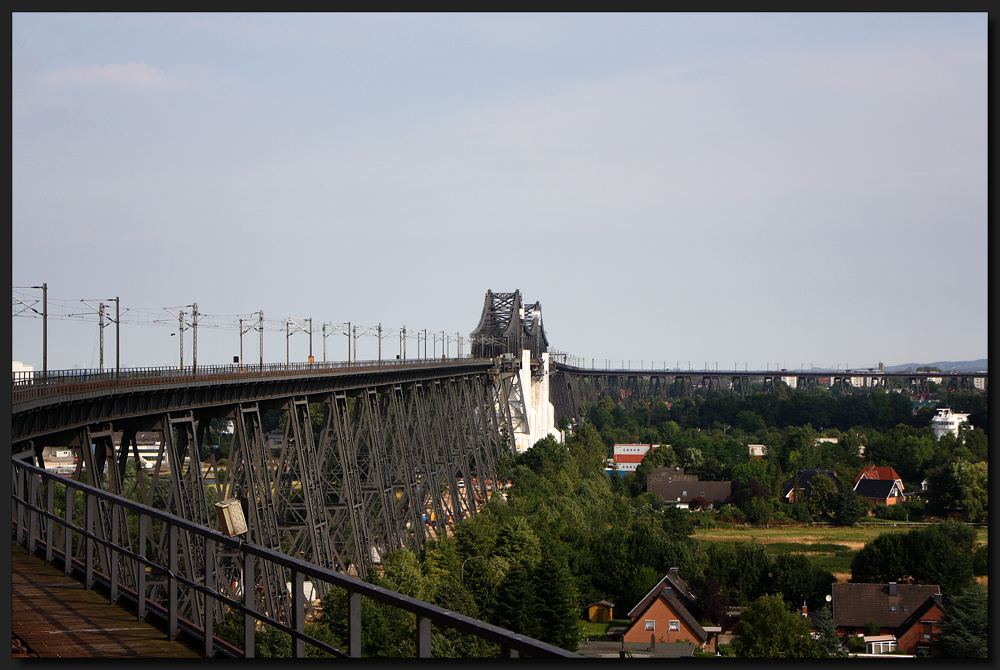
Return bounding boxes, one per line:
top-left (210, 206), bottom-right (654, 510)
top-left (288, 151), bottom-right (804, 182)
top-left (854, 479), bottom-right (904, 500)
top-left (832, 583), bottom-right (941, 629)
top-left (648, 480), bottom-right (731, 504)
top-left (627, 571), bottom-right (697, 620)
top-left (854, 465), bottom-right (902, 485)
top-left (660, 567), bottom-right (699, 612)
top-left (625, 584), bottom-right (707, 644)
top-left (893, 595), bottom-right (945, 639)
top-left (587, 600), bottom-right (615, 609)
top-left (782, 469), bottom-right (843, 498)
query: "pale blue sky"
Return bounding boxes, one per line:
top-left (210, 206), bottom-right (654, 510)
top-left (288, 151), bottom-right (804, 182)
top-left (12, 13), bottom-right (988, 371)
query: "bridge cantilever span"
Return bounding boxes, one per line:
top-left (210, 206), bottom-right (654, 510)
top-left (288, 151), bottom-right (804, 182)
top-left (12, 357), bottom-right (517, 632)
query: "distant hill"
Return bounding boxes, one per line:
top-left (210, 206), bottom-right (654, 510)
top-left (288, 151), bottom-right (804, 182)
top-left (883, 359), bottom-right (988, 373)
top-left (794, 359), bottom-right (988, 374)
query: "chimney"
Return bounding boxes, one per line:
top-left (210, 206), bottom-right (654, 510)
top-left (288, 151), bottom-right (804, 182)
top-left (801, 602), bottom-right (808, 618)
top-left (888, 582), bottom-right (897, 596)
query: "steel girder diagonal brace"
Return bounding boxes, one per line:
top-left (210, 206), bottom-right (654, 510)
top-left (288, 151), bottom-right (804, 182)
top-left (218, 403), bottom-right (289, 622)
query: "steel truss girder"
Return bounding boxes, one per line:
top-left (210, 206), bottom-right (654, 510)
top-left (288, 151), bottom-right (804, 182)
top-left (274, 397), bottom-right (336, 597)
top-left (217, 403), bottom-right (289, 621)
top-left (48, 415), bottom-right (227, 630)
top-left (469, 289), bottom-right (548, 359)
top-left (13, 365), bottom-right (514, 626)
top-left (12, 361), bottom-right (497, 447)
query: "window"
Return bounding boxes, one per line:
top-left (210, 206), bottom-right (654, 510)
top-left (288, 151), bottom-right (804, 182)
top-left (644, 620), bottom-right (655, 631)
top-left (867, 640), bottom-right (897, 654)
top-left (669, 620), bottom-right (680, 631)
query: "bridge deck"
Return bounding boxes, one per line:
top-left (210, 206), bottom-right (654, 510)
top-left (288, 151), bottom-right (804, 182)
top-left (11, 544), bottom-right (203, 658)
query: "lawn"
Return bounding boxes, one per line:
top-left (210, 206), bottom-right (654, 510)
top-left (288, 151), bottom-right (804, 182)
top-left (579, 619), bottom-right (631, 641)
top-left (692, 522), bottom-right (988, 580)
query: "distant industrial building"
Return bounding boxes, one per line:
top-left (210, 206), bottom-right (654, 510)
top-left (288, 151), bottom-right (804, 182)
top-left (609, 444), bottom-right (660, 474)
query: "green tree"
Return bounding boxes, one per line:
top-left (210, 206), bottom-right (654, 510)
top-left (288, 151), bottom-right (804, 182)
top-left (732, 593), bottom-right (822, 658)
top-left (216, 608), bottom-right (338, 658)
top-left (769, 553), bottom-right (835, 612)
top-left (531, 554), bottom-right (581, 651)
top-left (812, 607), bottom-right (846, 657)
top-left (937, 583), bottom-right (988, 658)
top-left (704, 541), bottom-right (772, 605)
top-left (850, 533), bottom-right (907, 584)
top-left (317, 548), bottom-right (436, 658)
top-left (805, 474), bottom-right (839, 519)
top-left (851, 522), bottom-right (976, 597)
top-left (833, 486), bottom-right (864, 526)
top-left (491, 561), bottom-right (539, 639)
top-left (951, 459), bottom-right (988, 523)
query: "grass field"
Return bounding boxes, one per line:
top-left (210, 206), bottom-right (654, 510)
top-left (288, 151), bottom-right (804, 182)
top-left (692, 523), bottom-right (988, 581)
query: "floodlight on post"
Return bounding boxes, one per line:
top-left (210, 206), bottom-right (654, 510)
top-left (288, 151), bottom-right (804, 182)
top-left (215, 498), bottom-right (249, 537)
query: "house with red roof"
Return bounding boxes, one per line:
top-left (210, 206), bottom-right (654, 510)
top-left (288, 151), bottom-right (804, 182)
top-left (853, 466), bottom-right (906, 506)
top-left (610, 444), bottom-right (660, 474)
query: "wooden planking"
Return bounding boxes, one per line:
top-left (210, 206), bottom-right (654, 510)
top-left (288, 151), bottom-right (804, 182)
top-left (11, 545), bottom-right (203, 658)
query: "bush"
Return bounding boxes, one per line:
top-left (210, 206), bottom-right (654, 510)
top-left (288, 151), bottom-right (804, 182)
top-left (906, 499), bottom-right (925, 518)
top-left (718, 505), bottom-right (745, 523)
top-left (789, 502), bottom-right (812, 523)
top-left (972, 544), bottom-right (988, 576)
top-left (873, 504), bottom-right (908, 521)
top-left (688, 510), bottom-right (716, 528)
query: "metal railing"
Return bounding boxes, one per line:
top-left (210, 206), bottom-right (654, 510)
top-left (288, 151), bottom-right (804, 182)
top-left (11, 457), bottom-right (579, 658)
top-left (11, 356), bottom-right (495, 405)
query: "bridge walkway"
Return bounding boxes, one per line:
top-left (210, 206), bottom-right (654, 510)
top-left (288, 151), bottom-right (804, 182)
top-left (11, 543), bottom-right (203, 658)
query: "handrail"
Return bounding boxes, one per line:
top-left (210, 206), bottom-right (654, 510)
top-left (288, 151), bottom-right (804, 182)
top-left (11, 357), bottom-right (498, 406)
top-left (11, 457), bottom-right (578, 659)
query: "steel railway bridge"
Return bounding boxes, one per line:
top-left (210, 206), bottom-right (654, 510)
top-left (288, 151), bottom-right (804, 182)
top-left (549, 365), bottom-right (987, 425)
top-left (10, 290), bottom-right (577, 657)
top-left (9, 288), bottom-right (986, 657)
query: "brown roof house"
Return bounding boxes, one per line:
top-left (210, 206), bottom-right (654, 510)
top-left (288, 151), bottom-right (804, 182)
top-left (831, 582), bottom-right (945, 657)
top-left (621, 571), bottom-right (709, 649)
top-left (647, 466), bottom-right (731, 509)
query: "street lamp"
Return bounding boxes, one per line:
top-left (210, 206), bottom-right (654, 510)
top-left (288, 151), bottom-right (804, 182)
top-left (461, 555), bottom-right (485, 583)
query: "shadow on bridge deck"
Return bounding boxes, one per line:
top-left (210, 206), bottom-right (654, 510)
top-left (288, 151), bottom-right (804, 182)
top-left (11, 543), bottom-right (204, 658)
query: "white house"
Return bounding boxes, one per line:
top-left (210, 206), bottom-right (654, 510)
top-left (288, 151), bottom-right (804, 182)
top-left (930, 408), bottom-right (970, 440)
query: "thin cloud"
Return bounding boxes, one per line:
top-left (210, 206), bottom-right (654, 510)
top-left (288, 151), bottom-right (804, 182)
top-left (42, 62), bottom-right (177, 89)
